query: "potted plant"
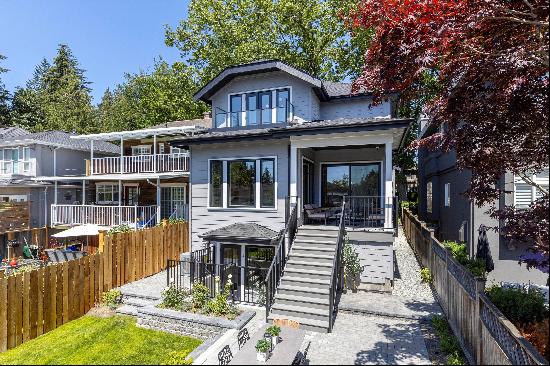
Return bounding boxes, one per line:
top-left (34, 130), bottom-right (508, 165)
top-left (255, 339), bottom-right (271, 362)
top-left (266, 325), bottom-right (281, 346)
top-left (343, 240), bottom-right (363, 292)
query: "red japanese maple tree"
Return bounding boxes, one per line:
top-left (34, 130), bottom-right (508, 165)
top-left (348, 0), bottom-right (549, 271)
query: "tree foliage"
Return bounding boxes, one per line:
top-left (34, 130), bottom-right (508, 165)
top-left (348, 0), bottom-right (549, 270)
top-left (0, 54), bottom-right (10, 126)
top-left (97, 61), bottom-right (208, 132)
top-left (165, 0), bottom-right (372, 84)
top-left (10, 45), bottom-right (96, 133)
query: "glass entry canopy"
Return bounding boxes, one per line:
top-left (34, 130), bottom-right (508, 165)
top-left (321, 163), bottom-right (381, 207)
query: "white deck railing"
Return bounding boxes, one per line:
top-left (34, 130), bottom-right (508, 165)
top-left (51, 204), bottom-right (158, 228)
top-left (91, 153), bottom-right (189, 175)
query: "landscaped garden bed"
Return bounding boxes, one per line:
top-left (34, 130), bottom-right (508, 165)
top-left (0, 315), bottom-right (202, 365)
top-left (136, 275), bottom-right (255, 340)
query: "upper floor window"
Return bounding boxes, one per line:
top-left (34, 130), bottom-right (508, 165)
top-left (514, 170), bottom-right (549, 208)
top-left (1, 148), bottom-right (20, 174)
top-left (96, 183), bottom-right (120, 204)
top-left (132, 145), bottom-right (151, 156)
top-left (209, 157), bottom-right (276, 209)
top-left (216, 87), bottom-right (291, 128)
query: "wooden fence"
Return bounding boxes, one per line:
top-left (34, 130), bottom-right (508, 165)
top-left (402, 209), bottom-right (547, 365)
top-left (0, 221), bottom-right (189, 352)
top-left (0, 202), bottom-right (30, 233)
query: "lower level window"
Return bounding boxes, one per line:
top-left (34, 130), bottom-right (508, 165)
top-left (96, 183), bottom-right (119, 204)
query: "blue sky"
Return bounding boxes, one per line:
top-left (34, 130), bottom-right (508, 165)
top-left (0, 0), bottom-right (189, 103)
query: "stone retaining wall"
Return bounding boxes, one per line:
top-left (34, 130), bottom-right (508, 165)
top-left (136, 306), bottom-right (255, 341)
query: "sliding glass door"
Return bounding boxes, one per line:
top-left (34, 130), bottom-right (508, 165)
top-left (322, 163), bottom-right (381, 207)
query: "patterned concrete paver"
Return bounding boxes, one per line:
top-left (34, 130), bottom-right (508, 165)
top-left (303, 313), bottom-right (431, 365)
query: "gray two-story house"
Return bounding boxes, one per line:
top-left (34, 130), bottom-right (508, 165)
top-left (172, 60), bottom-right (413, 331)
top-left (417, 118), bottom-right (548, 286)
top-left (0, 127), bottom-right (118, 232)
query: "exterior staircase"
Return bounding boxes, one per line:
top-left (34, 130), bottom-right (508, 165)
top-left (116, 289), bottom-right (160, 316)
top-left (267, 225), bottom-right (339, 333)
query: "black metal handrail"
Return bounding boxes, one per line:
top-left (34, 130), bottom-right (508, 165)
top-left (264, 202), bottom-right (298, 321)
top-left (328, 200), bottom-right (346, 332)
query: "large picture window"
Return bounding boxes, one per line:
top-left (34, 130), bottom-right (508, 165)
top-left (209, 160), bottom-right (223, 207)
top-left (208, 157), bottom-right (276, 209)
top-left (229, 160), bottom-right (256, 207)
top-left (222, 88), bottom-right (290, 128)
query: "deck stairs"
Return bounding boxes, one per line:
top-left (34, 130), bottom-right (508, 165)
top-left (267, 225), bottom-right (339, 333)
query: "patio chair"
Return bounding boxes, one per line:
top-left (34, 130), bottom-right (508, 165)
top-left (273, 318), bottom-right (300, 329)
top-left (303, 204), bottom-right (329, 225)
top-left (218, 345), bottom-right (233, 365)
top-left (237, 328), bottom-right (250, 350)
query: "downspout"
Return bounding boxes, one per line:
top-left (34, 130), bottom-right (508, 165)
top-left (44, 186), bottom-right (48, 227)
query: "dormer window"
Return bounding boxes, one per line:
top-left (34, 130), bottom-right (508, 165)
top-left (216, 87), bottom-right (292, 128)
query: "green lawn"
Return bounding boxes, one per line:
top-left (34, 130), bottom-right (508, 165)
top-left (0, 315), bottom-right (202, 365)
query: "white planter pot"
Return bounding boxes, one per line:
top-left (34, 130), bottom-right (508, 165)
top-left (272, 335), bottom-right (279, 346)
top-left (257, 351), bottom-right (269, 362)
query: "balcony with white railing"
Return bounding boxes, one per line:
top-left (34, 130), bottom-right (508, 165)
top-left (51, 204), bottom-right (158, 228)
top-left (90, 153), bottom-right (189, 175)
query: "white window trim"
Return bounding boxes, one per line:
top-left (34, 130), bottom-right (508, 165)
top-left (207, 156), bottom-right (278, 211)
top-left (22, 147), bottom-right (31, 173)
top-left (96, 182), bottom-right (120, 204)
top-left (224, 86), bottom-right (293, 128)
top-left (131, 145), bottom-right (152, 156)
top-left (158, 144), bottom-right (165, 154)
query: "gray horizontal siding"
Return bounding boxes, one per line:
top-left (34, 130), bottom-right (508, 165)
top-left (190, 140), bottom-right (289, 250)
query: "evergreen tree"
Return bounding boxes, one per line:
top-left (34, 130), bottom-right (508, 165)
top-left (0, 54), bottom-right (10, 127)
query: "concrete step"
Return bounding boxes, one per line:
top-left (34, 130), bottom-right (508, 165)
top-left (119, 290), bottom-right (161, 302)
top-left (285, 260), bottom-right (333, 272)
top-left (281, 276), bottom-right (331, 290)
top-left (284, 267), bottom-right (332, 281)
top-left (274, 293), bottom-right (330, 311)
top-left (277, 284), bottom-right (330, 301)
top-left (292, 245), bottom-right (335, 257)
top-left (299, 225), bottom-right (340, 234)
top-left (122, 296), bottom-right (157, 308)
top-left (292, 239), bottom-right (337, 249)
top-left (267, 313), bottom-right (329, 333)
top-left (271, 302), bottom-right (330, 322)
top-left (289, 253), bottom-right (334, 265)
top-left (296, 231), bottom-right (339, 240)
top-left (116, 304), bottom-right (139, 316)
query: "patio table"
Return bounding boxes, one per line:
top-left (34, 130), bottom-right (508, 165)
top-left (230, 324), bottom-right (305, 365)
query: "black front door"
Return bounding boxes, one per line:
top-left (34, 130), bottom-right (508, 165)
top-left (221, 244), bottom-right (241, 299)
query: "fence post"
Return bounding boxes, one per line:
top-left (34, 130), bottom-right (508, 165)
top-left (98, 230), bottom-right (106, 253)
top-left (475, 279), bottom-right (485, 364)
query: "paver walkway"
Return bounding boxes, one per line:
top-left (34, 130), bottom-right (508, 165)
top-left (118, 270), bottom-right (167, 299)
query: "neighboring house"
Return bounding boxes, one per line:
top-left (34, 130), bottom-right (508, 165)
top-left (417, 118), bottom-right (548, 286)
top-left (171, 60), bottom-right (413, 331)
top-left (0, 127), bottom-right (118, 232)
top-left (36, 118), bottom-right (209, 228)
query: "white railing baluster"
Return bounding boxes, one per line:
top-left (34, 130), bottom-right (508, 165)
top-left (90, 153), bottom-right (189, 175)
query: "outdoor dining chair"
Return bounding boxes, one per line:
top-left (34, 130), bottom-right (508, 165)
top-left (218, 345), bottom-right (233, 365)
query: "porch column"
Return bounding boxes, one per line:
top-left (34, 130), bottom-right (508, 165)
top-left (384, 142), bottom-right (393, 229)
top-left (156, 177), bottom-right (161, 225)
top-left (118, 180), bottom-right (122, 206)
top-left (153, 134), bottom-right (157, 173)
top-left (54, 181), bottom-right (58, 204)
top-left (120, 137), bottom-right (124, 174)
top-left (290, 145), bottom-right (298, 205)
top-left (82, 180), bottom-right (86, 204)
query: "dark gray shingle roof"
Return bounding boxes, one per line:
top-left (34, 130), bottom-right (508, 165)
top-left (1, 130), bottom-right (119, 154)
top-left (0, 127), bottom-right (29, 139)
top-left (199, 222), bottom-right (281, 243)
top-left (322, 81), bottom-right (353, 98)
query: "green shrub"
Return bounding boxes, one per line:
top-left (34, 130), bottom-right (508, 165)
top-left (161, 350), bottom-right (193, 365)
top-left (431, 315), bottom-right (465, 364)
top-left (343, 240), bottom-right (363, 290)
top-left (486, 285), bottom-right (548, 325)
top-left (191, 283), bottom-right (210, 310)
top-left (108, 224), bottom-right (132, 234)
top-left (101, 289), bottom-right (122, 309)
top-left (443, 240), bottom-right (486, 278)
top-left (420, 267), bottom-right (433, 284)
top-left (255, 339), bottom-right (271, 353)
top-left (266, 325), bottom-right (281, 337)
top-left (161, 285), bottom-right (189, 310)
